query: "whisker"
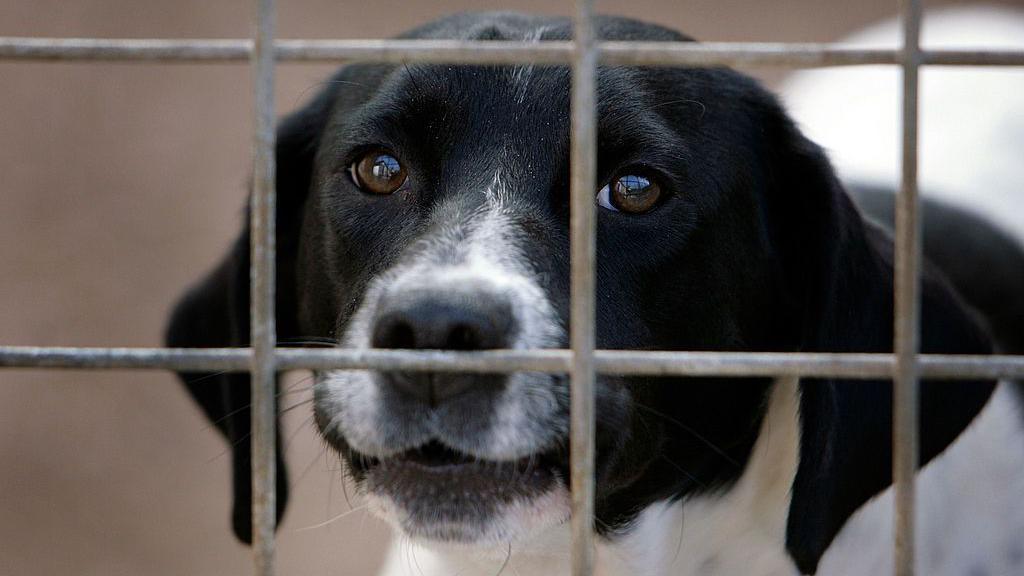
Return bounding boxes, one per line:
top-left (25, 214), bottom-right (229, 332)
top-left (292, 79), bottom-right (367, 107)
top-left (210, 398), bottom-right (312, 461)
top-left (278, 336), bottom-right (339, 347)
top-left (290, 438), bottom-right (325, 490)
top-left (673, 504), bottom-right (686, 567)
top-left (280, 397), bottom-right (314, 417)
top-left (493, 542), bottom-right (513, 576)
top-left (633, 402), bottom-right (740, 468)
top-left (284, 413), bottom-right (315, 452)
top-left (409, 535), bottom-right (427, 576)
top-left (340, 455), bottom-right (354, 510)
top-left (293, 504), bottom-right (369, 532)
top-left (659, 455), bottom-right (707, 490)
top-left (203, 372), bottom-right (315, 432)
top-left (182, 370), bottom-right (231, 385)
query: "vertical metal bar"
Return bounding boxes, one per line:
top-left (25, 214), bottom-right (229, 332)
top-left (570, 1), bottom-right (597, 575)
top-left (894, 0), bottom-right (922, 574)
top-left (251, 0), bottom-right (277, 573)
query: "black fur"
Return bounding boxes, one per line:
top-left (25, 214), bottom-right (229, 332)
top-left (166, 12), bottom-right (1011, 572)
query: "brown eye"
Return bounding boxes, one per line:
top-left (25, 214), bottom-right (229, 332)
top-left (349, 151), bottom-right (407, 194)
top-left (597, 174), bottom-right (662, 214)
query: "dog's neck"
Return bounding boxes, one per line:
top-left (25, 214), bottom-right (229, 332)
top-left (377, 378), bottom-right (802, 576)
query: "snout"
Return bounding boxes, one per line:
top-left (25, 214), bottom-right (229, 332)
top-left (371, 284), bottom-right (516, 406)
top-left (312, 214), bottom-right (572, 544)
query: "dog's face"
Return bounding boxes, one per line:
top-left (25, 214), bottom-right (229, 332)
top-left (305, 17), bottom-right (792, 547)
top-left (168, 13), bottom-right (996, 574)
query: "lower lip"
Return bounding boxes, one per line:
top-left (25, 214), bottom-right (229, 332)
top-left (360, 455), bottom-right (570, 543)
top-left (363, 455), bottom-right (557, 504)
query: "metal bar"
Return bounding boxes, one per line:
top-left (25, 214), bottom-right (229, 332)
top-left (894, 0), bottom-right (922, 574)
top-left (250, 0), bottom-right (277, 572)
top-left (600, 41), bottom-right (896, 66)
top-left (922, 49), bottom-right (1024, 66)
top-left (3, 37), bottom-right (1024, 67)
top-left (0, 347), bottom-right (252, 371)
top-left (570, 1), bottom-right (597, 575)
top-left (2, 346), bottom-right (1024, 379)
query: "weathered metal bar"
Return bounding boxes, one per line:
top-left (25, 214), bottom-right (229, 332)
top-left (600, 41), bottom-right (895, 66)
top-left (3, 347), bottom-right (1024, 379)
top-left (250, 0), bottom-right (277, 572)
top-left (569, 1), bottom-right (598, 575)
top-left (922, 49), bottom-right (1024, 66)
top-left (0, 347), bottom-right (253, 371)
top-left (894, 0), bottom-right (922, 574)
top-left (3, 37), bottom-right (1024, 67)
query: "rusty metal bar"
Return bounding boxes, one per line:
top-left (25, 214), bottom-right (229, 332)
top-left (894, 0), bottom-right (922, 574)
top-left (250, 0), bottom-right (277, 572)
top-left (569, 1), bottom-right (597, 575)
top-left (2, 346), bottom-right (1024, 379)
top-left (3, 37), bottom-right (1024, 67)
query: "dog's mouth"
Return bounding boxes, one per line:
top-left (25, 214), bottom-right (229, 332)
top-left (352, 440), bottom-right (558, 491)
top-left (350, 440), bottom-right (565, 541)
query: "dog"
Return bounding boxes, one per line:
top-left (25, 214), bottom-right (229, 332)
top-left (166, 12), bottom-right (1024, 576)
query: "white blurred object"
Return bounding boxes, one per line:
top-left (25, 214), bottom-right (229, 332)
top-left (783, 8), bottom-right (1024, 576)
top-left (780, 5), bottom-right (1024, 245)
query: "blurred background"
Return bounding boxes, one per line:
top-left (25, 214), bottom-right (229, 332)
top-left (0, 1), bottom-right (1019, 574)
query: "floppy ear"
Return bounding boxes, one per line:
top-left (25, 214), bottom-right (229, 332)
top-left (164, 87), bottom-right (333, 544)
top-left (764, 112), bottom-right (997, 574)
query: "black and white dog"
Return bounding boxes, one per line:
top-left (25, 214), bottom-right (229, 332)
top-left (167, 12), bottom-right (1024, 575)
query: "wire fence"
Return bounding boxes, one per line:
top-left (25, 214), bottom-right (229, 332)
top-left (2, 1), bottom-right (1023, 575)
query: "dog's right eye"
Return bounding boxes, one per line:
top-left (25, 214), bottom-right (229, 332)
top-left (349, 150), bottom-right (407, 195)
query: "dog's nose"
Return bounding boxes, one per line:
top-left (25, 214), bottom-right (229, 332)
top-left (371, 286), bottom-right (515, 404)
top-left (372, 287), bottom-right (515, 350)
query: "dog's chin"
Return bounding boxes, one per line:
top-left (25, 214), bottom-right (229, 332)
top-left (350, 441), bottom-right (572, 545)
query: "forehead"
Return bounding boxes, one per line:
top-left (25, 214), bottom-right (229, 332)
top-left (328, 63), bottom-right (704, 174)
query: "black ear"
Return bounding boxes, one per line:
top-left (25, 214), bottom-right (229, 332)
top-left (165, 86), bottom-right (333, 544)
top-left (766, 112), bottom-right (997, 574)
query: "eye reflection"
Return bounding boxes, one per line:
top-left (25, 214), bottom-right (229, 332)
top-left (350, 150), bottom-right (407, 195)
top-left (597, 173), bottom-right (662, 214)
top-left (370, 155), bottom-right (402, 181)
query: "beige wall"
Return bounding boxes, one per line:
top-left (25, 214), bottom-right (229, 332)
top-left (0, 0), bottom-right (1001, 574)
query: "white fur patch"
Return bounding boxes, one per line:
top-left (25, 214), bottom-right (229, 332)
top-left (372, 483), bottom-right (572, 575)
top-left (376, 377), bottom-right (803, 576)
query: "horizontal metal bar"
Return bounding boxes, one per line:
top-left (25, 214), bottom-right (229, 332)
top-left (922, 50), bottom-right (1024, 66)
top-left (0, 38), bottom-right (573, 64)
top-left (0, 347), bottom-right (252, 371)
top-left (600, 41), bottom-right (897, 66)
top-left (2, 37), bottom-right (1023, 67)
top-left (2, 346), bottom-right (1023, 379)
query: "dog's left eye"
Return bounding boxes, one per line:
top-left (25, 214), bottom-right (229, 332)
top-left (597, 174), bottom-right (662, 214)
top-left (348, 150), bottom-right (407, 194)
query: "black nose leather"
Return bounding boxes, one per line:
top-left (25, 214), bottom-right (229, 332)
top-left (371, 286), bottom-right (515, 404)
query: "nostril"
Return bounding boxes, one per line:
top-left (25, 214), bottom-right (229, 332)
top-left (371, 316), bottom-right (417, 349)
top-left (445, 323), bottom-right (481, 351)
